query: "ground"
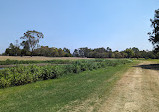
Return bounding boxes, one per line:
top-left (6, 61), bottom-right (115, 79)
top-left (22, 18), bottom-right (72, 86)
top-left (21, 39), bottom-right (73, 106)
top-left (98, 61), bottom-right (159, 112)
top-left (60, 60), bottom-right (159, 112)
top-left (1, 59), bottom-right (159, 112)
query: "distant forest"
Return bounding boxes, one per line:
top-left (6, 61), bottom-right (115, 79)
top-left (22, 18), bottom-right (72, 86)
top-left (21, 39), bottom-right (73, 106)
top-left (1, 28), bottom-right (158, 59)
top-left (1, 29), bottom-right (158, 59)
top-left (2, 42), bottom-right (159, 59)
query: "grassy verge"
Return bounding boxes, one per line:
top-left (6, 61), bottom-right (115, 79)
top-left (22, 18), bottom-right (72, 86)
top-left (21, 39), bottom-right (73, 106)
top-left (145, 59), bottom-right (159, 63)
top-left (132, 58), bottom-right (159, 63)
top-left (0, 60), bottom-right (137, 112)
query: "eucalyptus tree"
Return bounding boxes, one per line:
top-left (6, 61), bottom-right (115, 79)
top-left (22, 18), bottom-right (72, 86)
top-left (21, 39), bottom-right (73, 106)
top-left (20, 30), bottom-right (44, 56)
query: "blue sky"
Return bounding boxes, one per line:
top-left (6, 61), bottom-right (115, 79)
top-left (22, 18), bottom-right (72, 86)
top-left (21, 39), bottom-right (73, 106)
top-left (0, 0), bottom-right (159, 53)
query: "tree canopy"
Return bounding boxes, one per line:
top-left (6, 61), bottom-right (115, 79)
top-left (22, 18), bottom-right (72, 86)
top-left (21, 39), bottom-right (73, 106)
top-left (148, 9), bottom-right (159, 52)
top-left (20, 30), bottom-right (44, 56)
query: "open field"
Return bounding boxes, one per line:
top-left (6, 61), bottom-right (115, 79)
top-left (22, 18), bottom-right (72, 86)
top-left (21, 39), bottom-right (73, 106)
top-left (0, 56), bottom-right (91, 61)
top-left (0, 59), bottom-right (134, 112)
top-left (1, 59), bottom-right (159, 112)
top-left (1, 1), bottom-right (158, 112)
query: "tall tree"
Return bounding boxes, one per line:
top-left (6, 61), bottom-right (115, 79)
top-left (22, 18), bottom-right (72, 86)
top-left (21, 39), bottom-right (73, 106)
top-left (73, 49), bottom-right (79, 57)
top-left (124, 48), bottom-right (134, 58)
top-left (148, 9), bottom-right (159, 52)
top-left (5, 43), bottom-right (21, 56)
top-left (63, 47), bottom-right (72, 57)
top-left (106, 47), bottom-right (112, 52)
top-left (20, 40), bottom-right (30, 56)
top-left (78, 47), bottom-right (91, 57)
top-left (20, 30), bottom-right (44, 56)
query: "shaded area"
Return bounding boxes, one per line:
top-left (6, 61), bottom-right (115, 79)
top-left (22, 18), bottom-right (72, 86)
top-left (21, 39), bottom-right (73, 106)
top-left (133, 64), bottom-right (159, 70)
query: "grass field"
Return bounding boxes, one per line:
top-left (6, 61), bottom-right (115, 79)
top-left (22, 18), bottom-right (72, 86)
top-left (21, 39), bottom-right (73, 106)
top-left (0, 60), bottom-right (135, 112)
top-left (0, 56), bottom-right (91, 61)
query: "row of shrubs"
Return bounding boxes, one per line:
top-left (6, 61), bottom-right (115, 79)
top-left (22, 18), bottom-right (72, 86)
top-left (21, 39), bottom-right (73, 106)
top-left (0, 59), bottom-right (132, 88)
top-left (0, 58), bottom-right (130, 65)
top-left (0, 59), bottom-right (73, 65)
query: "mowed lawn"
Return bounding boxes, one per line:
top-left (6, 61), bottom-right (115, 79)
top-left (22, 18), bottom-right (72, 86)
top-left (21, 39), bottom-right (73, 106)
top-left (0, 62), bottom-right (135, 112)
top-left (0, 56), bottom-right (91, 61)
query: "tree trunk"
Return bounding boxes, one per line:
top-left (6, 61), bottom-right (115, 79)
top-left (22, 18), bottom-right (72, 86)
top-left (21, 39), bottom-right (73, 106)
top-left (31, 49), bottom-right (33, 57)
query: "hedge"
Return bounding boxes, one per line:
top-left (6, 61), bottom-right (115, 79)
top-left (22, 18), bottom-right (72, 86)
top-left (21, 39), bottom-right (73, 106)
top-left (0, 59), bottom-right (132, 88)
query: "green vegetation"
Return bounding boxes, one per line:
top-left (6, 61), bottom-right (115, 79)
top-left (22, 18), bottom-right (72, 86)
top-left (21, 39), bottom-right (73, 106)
top-left (0, 59), bottom-right (131, 88)
top-left (4, 42), bottom-right (159, 59)
top-left (20, 30), bottom-right (44, 57)
top-left (2, 29), bottom-right (158, 59)
top-left (0, 7), bottom-right (159, 112)
top-left (148, 9), bottom-right (159, 53)
top-left (73, 47), bottom-right (158, 59)
top-left (4, 42), bottom-right (72, 57)
top-left (0, 59), bottom-right (73, 65)
top-left (0, 59), bottom-right (135, 112)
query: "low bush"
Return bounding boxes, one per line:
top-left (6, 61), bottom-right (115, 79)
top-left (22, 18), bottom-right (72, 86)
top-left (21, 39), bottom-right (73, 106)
top-left (0, 59), bottom-right (132, 88)
top-left (0, 59), bottom-right (73, 65)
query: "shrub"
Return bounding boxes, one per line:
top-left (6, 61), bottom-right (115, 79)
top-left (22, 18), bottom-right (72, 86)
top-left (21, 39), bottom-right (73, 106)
top-left (0, 59), bottom-right (73, 65)
top-left (0, 59), bottom-right (132, 88)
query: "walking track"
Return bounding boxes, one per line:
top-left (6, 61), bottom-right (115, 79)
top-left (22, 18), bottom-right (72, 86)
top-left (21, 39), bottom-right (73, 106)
top-left (99, 61), bottom-right (159, 112)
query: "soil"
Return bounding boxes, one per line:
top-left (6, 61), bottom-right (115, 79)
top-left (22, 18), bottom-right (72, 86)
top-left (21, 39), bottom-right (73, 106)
top-left (99, 61), bottom-right (159, 112)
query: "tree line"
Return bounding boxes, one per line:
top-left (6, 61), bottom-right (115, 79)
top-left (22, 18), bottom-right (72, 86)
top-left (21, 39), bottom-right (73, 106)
top-left (3, 42), bottom-right (72, 57)
top-left (1, 29), bottom-right (159, 59)
top-left (2, 42), bottom-right (159, 59)
top-left (73, 47), bottom-right (159, 59)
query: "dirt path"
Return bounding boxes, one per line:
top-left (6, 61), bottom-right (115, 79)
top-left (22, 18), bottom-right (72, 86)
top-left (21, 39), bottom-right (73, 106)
top-left (99, 61), bottom-right (159, 112)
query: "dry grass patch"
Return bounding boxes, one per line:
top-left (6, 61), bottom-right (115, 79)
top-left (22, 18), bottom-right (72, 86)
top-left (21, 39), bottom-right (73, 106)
top-left (0, 56), bottom-right (91, 61)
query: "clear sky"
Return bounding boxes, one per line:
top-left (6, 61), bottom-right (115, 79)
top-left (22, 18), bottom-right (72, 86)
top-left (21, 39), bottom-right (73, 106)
top-left (0, 0), bottom-right (159, 53)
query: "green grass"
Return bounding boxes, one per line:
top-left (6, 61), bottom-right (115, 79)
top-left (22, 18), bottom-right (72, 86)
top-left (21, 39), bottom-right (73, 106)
top-left (146, 59), bottom-right (159, 63)
top-left (0, 61), bottom-right (136, 112)
top-left (132, 59), bottom-right (159, 64)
